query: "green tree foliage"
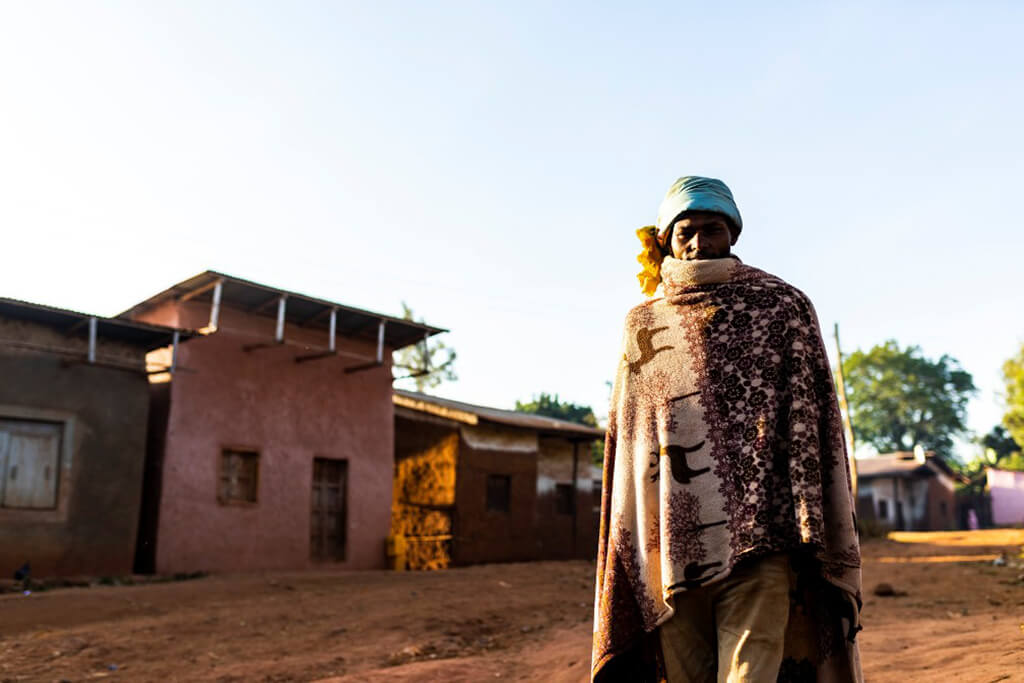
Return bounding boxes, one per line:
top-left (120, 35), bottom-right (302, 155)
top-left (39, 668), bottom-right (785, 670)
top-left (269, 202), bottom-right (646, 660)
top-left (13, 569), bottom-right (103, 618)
top-left (392, 303), bottom-right (456, 392)
top-left (957, 424), bottom-right (1021, 470)
top-left (953, 426), bottom-right (1024, 498)
top-left (1003, 343), bottom-right (1024, 448)
top-left (514, 393), bottom-right (598, 427)
top-left (979, 425), bottom-right (1024, 472)
top-left (515, 393), bottom-right (604, 464)
top-left (842, 340), bottom-right (975, 458)
top-left (981, 425), bottom-right (1022, 465)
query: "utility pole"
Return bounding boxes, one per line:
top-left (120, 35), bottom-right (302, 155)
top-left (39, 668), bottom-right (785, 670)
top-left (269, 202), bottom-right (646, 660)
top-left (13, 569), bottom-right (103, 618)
top-left (833, 323), bottom-right (858, 499)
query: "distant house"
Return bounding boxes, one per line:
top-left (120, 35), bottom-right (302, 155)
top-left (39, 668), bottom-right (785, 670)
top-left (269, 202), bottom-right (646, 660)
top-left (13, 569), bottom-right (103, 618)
top-left (391, 390), bottom-right (604, 569)
top-left (986, 468), bottom-right (1024, 526)
top-left (118, 271), bottom-right (444, 574)
top-left (855, 449), bottom-right (958, 531)
top-left (0, 297), bottom-right (189, 577)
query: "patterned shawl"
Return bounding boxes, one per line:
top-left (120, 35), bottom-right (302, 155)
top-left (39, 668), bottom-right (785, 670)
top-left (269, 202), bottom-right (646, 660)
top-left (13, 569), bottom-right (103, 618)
top-left (592, 256), bottom-right (863, 682)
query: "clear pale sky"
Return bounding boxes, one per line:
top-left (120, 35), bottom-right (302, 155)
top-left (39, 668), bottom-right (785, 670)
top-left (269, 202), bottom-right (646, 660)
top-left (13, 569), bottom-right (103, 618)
top-left (2, 2), bottom-right (1022, 459)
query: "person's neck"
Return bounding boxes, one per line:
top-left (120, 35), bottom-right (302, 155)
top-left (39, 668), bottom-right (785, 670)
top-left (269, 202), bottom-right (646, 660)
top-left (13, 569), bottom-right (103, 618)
top-left (660, 254), bottom-right (740, 293)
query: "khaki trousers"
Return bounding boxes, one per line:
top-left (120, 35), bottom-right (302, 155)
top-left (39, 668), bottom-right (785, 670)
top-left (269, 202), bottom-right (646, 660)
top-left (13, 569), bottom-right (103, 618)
top-left (659, 554), bottom-right (792, 683)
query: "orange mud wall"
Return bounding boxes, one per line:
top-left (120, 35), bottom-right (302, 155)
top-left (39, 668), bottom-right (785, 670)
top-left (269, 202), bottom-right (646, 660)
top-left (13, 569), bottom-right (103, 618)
top-left (391, 417), bottom-right (458, 570)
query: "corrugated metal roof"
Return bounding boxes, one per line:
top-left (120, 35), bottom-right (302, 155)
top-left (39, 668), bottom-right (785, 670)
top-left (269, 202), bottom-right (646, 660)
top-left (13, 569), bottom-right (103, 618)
top-left (117, 270), bottom-right (446, 351)
top-left (0, 297), bottom-right (193, 349)
top-left (394, 389), bottom-right (605, 440)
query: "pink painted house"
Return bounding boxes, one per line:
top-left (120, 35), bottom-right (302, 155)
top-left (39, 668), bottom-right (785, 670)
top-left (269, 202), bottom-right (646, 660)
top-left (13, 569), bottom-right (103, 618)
top-left (119, 271), bottom-right (444, 574)
top-left (987, 468), bottom-right (1024, 526)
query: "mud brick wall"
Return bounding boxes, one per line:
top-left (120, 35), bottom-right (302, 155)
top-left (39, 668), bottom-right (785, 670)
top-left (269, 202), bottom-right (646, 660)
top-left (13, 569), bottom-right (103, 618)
top-left (453, 435), bottom-right (538, 565)
top-left (0, 344), bottom-right (150, 577)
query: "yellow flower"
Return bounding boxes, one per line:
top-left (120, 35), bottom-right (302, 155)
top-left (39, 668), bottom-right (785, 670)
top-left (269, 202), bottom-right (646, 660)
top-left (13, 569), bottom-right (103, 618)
top-left (635, 225), bottom-right (663, 296)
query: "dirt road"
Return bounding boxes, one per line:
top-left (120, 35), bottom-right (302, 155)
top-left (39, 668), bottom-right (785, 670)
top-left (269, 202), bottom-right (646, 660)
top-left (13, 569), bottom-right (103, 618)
top-left (1, 530), bottom-right (1022, 682)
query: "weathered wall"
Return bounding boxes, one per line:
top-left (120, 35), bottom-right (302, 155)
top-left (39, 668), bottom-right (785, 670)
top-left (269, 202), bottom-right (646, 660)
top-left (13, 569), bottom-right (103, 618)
top-left (0, 338), bottom-right (150, 577)
top-left (859, 477), bottom-right (912, 529)
top-left (925, 474), bottom-right (956, 530)
top-left (860, 474), bottom-right (955, 531)
top-left (453, 429), bottom-right (537, 565)
top-left (906, 479), bottom-right (931, 530)
top-left (535, 437), bottom-right (575, 560)
top-left (136, 301), bottom-right (395, 573)
top-left (0, 317), bottom-right (145, 369)
top-left (576, 448), bottom-right (600, 558)
top-left (535, 437), bottom-right (599, 560)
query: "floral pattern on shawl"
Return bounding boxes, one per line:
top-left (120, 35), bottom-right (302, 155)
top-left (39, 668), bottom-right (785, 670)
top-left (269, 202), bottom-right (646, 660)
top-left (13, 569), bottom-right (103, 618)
top-left (592, 257), bottom-right (862, 683)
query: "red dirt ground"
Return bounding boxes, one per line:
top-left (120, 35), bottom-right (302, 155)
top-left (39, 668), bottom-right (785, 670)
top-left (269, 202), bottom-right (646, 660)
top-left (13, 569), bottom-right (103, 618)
top-left (1, 530), bottom-right (1022, 682)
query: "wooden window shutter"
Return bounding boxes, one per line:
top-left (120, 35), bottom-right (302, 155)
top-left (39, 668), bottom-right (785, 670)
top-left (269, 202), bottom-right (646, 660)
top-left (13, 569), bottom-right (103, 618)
top-left (0, 420), bottom-right (61, 510)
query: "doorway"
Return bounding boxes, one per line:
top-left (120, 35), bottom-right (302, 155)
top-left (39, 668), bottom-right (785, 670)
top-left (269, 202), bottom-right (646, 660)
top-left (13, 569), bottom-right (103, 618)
top-left (310, 458), bottom-right (348, 561)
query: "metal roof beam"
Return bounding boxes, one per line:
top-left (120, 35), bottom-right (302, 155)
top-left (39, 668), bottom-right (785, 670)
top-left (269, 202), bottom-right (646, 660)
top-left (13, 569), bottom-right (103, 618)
top-left (344, 319), bottom-right (387, 374)
top-left (328, 307), bottom-right (337, 353)
top-left (297, 306), bottom-right (334, 327)
top-left (294, 309), bottom-right (339, 364)
top-left (87, 317), bottom-right (97, 364)
top-left (376, 319), bottom-right (386, 363)
top-left (179, 279), bottom-right (223, 303)
top-left (275, 295), bottom-right (288, 343)
top-left (206, 279), bottom-right (224, 333)
top-left (249, 293), bottom-right (283, 314)
top-left (242, 294), bottom-right (288, 353)
top-left (65, 317), bottom-right (91, 336)
top-left (170, 331), bottom-right (180, 374)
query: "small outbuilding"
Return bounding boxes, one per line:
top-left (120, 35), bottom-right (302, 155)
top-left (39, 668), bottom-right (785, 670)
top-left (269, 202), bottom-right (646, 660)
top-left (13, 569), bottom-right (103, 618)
top-left (986, 468), bottom-right (1024, 526)
top-left (855, 448), bottom-right (958, 531)
top-left (391, 390), bottom-right (604, 570)
top-left (0, 297), bottom-right (188, 577)
top-left (119, 271), bottom-right (444, 574)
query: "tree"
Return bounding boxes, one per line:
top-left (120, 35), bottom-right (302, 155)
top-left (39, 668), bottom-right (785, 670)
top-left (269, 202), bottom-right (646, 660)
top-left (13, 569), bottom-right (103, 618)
top-left (979, 423), bottom-right (1024, 473)
top-left (981, 425), bottom-right (1021, 465)
top-left (514, 393), bottom-right (599, 427)
top-left (951, 426), bottom-right (1024, 500)
top-left (1002, 343), bottom-right (1024, 448)
top-left (392, 303), bottom-right (456, 392)
top-left (954, 426), bottom-right (1023, 476)
top-left (515, 393), bottom-right (603, 464)
top-left (842, 340), bottom-right (976, 458)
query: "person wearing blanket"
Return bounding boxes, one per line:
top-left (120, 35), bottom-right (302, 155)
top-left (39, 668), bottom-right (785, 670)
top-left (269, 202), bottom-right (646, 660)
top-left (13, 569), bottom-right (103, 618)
top-left (591, 176), bottom-right (863, 683)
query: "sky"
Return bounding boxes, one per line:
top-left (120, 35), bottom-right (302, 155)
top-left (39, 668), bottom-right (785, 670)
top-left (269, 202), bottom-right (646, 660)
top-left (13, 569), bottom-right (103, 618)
top-left (1, 1), bottom-right (1022, 460)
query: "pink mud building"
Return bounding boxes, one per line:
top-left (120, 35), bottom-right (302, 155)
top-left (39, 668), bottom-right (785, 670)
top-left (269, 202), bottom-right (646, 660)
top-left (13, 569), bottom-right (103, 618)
top-left (987, 468), bottom-right (1024, 526)
top-left (119, 271), bottom-right (444, 574)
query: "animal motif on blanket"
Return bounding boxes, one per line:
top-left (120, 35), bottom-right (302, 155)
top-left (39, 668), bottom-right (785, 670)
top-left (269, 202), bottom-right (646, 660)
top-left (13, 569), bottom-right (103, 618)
top-left (592, 256), bottom-right (863, 683)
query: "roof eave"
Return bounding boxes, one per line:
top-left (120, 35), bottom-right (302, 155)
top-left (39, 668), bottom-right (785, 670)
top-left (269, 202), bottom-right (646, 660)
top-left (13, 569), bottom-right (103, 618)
top-left (117, 270), bottom-right (446, 350)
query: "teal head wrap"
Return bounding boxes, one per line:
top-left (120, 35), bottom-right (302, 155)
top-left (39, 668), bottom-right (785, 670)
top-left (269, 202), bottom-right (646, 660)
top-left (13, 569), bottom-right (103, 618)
top-left (656, 176), bottom-right (743, 237)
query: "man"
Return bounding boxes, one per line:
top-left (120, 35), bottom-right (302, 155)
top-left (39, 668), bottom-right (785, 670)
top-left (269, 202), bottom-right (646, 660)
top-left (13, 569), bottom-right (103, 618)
top-left (592, 177), bottom-right (862, 682)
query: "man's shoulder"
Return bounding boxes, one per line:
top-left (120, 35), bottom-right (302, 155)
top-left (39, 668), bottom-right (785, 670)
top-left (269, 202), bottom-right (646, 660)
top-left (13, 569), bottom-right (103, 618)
top-left (621, 298), bottom-right (665, 329)
top-left (734, 263), bottom-right (816, 308)
top-left (614, 299), bottom-right (655, 331)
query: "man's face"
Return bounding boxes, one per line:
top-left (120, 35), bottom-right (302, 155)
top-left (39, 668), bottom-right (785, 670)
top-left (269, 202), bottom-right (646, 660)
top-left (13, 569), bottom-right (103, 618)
top-left (669, 211), bottom-right (736, 261)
